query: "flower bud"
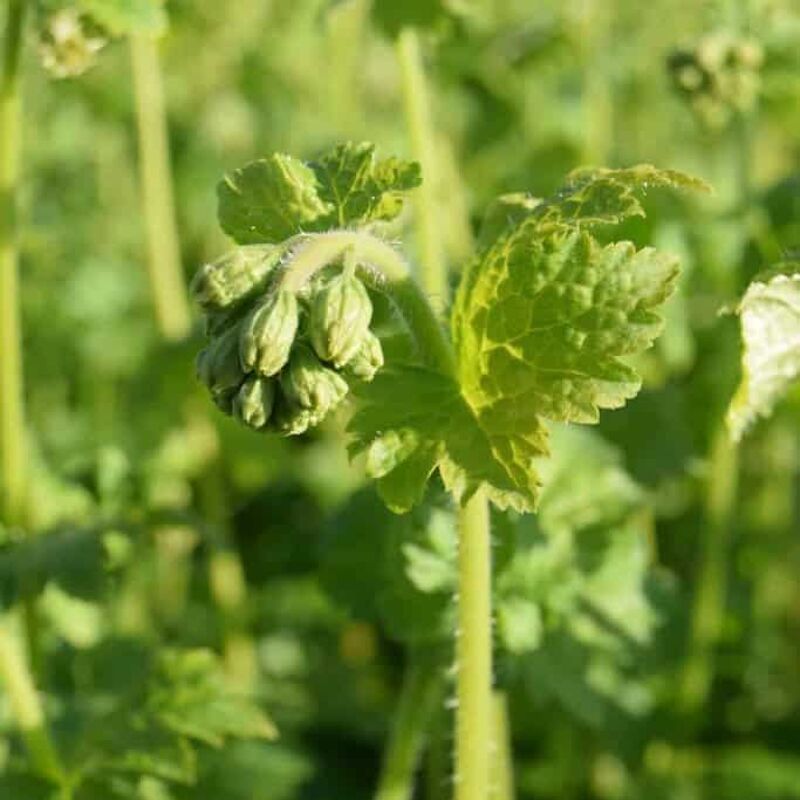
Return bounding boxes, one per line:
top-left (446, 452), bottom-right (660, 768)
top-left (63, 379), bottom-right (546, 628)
top-left (196, 324), bottom-right (246, 413)
top-left (240, 289), bottom-right (299, 376)
top-left (280, 345), bottom-right (349, 412)
top-left (309, 273), bottom-right (373, 367)
top-left (233, 376), bottom-right (275, 430)
top-left (345, 330), bottom-right (384, 382)
top-left (272, 397), bottom-right (328, 437)
top-left (190, 245), bottom-right (283, 312)
top-left (39, 9), bottom-right (107, 80)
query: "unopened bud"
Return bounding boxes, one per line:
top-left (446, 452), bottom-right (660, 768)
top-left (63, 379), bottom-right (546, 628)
top-left (240, 289), bottom-right (298, 376)
top-left (196, 324), bottom-right (246, 413)
top-left (190, 245), bottom-right (284, 312)
top-left (309, 273), bottom-right (373, 367)
top-left (233, 376), bottom-right (275, 430)
top-left (345, 330), bottom-right (384, 382)
top-left (280, 345), bottom-right (348, 412)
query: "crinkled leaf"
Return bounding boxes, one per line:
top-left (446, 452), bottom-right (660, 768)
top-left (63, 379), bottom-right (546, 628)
top-left (727, 264), bottom-right (800, 440)
top-left (218, 144), bottom-right (420, 244)
top-left (537, 165), bottom-right (709, 229)
top-left (79, 0), bottom-right (167, 35)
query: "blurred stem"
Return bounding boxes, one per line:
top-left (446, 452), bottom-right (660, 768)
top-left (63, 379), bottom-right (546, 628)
top-left (0, 614), bottom-right (65, 784)
top-left (130, 33), bottom-right (191, 341)
top-left (396, 28), bottom-right (448, 306)
top-left (375, 655), bottom-right (445, 800)
top-left (579, 0), bottom-right (613, 165)
top-left (325, 0), bottom-right (368, 132)
top-left (0, 0), bottom-right (26, 529)
top-left (201, 460), bottom-right (258, 689)
top-left (490, 692), bottom-right (515, 800)
top-left (456, 489), bottom-right (492, 800)
top-left (679, 425), bottom-right (739, 713)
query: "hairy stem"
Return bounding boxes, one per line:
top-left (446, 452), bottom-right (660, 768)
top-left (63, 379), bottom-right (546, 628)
top-left (130, 33), bottom-right (191, 341)
top-left (0, 0), bottom-right (27, 528)
top-left (281, 230), bottom-right (454, 374)
top-left (375, 655), bottom-right (445, 800)
top-left (456, 489), bottom-right (492, 800)
top-left (0, 615), bottom-right (65, 783)
top-left (396, 28), bottom-right (447, 306)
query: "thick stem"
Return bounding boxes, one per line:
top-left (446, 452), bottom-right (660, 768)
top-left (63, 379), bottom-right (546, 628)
top-left (375, 655), bottom-right (445, 800)
top-left (455, 489), bottom-right (492, 800)
top-left (396, 28), bottom-right (448, 307)
top-left (0, 0), bottom-right (27, 528)
top-left (130, 33), bottom-right (191, 341)
top-left (0, 615), bottom-right (65, 783)
top-left (281, 231), bottom-right (454, 374)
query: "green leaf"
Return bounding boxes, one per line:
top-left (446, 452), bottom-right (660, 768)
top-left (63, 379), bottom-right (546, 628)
top-left (537, 165), bottom-right (709, 229)
top-left (727, 263), bottom-right (800, 440)
top-left (149, 650), bottom-right (277, 747)
top-left (79, 0), bottom-right (167, 35)
top-left (371, 0), bottom-right (450, 38)
top-left (217, 144), bottom-right (420, 245)
top-left (310, 142), bottom-right (421, 228)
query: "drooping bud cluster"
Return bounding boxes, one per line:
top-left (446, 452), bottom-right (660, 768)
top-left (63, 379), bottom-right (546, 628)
top-left (38, 7), bottom-right (107, 79)
top-left (668, 32), bottom-right (763, 129)
top-left (192, 247), bottom-right (384, 436)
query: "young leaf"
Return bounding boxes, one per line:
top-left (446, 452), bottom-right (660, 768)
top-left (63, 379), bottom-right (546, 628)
top-left (218, 143), bottom-right (420, 244)
top-left (727, 264), bottom-right (800, 440)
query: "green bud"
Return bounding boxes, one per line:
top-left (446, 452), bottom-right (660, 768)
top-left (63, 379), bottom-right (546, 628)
top-left (280, 345), bottom-right (349, 412)
top-left (240, 290), bottom-right (299, 376)
top-left (345, 330), bottom-right (384, 382)
top-left (233, 376), bottom-right (275, 430)
top-left (272, 397), bottom-right (328, 437)
top-left (309, 273), bottom-right (373, 367)
top-left (190, 245), bottom-right (284, 312)
top-left (196, 324), bottom-right (246, 413)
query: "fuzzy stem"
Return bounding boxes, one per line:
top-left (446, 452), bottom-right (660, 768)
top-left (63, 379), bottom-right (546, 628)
top-left (375, 655), bottom-right (445, 800)
top-left (280, 230), bottom-right (454, 374)
top-left (0, 0), bottom-right (27, 528)
top-left (396, 28), bottom-right (448, 306)
top-left (490, 692), bottom-right (515, 800)
top-left (130, 33), bottom-right (191, 341)
top-left (456, 489), bottom-right (492, 800)
top-left (0, 615), bottom-right (65, 783)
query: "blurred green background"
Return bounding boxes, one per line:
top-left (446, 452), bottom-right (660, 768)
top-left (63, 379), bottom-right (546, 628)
top-left (1, 0), bottom-right (800, 798)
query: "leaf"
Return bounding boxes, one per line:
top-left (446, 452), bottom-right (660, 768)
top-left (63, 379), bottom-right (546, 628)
top-left (727, 264), bottom-right (800, 440)
top-left (149, 650), bottom-right (277, 747)
top-left (218, 144), bottom-right (420, 245)
top-left (537, 165), bottom-right (709, 229)
top-left (79, 0), bottom-right (167, 35)
top-left (310, 142), bottom-right (421, 228)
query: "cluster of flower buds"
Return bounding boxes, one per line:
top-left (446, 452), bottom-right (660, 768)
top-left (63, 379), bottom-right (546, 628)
top-left (668, 32), bottom-right (764, 129)
top-left (38, 7), bottom-right (107, 79)
top-left (191, 246), bottom-right (384, 436)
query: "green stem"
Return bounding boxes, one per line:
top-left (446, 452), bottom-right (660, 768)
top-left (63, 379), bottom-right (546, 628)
top-left (0, 0), bottom-right (27, 528)
top-left (375, 655), bottom-right (445, 800)
top-left (579, 0), bottom-right (613, 165)
top-left (455, 489), bottom-right (492, 800)
top-left (679, 424), bottom-right (739, 713)
top-left (0, 614), bottom-right (65, 783)
top-left (396, 28), bottom-right (448, 306)
top-left (490, 692), bottom-right (515, 800)
top-left (130, 33), bottom-right (191, 341)
top-left (281, 230), bottom-right (454, 374)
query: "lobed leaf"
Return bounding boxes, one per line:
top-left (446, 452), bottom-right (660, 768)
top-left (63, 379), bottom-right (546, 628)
top-left (218, 143), bottom-right (420, 245)
top-left (727, 264), bottom-right (800, 440)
